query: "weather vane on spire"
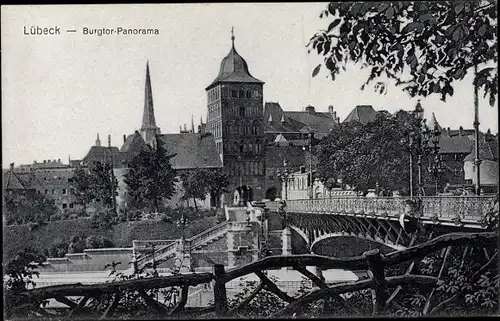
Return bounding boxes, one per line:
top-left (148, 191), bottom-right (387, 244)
top-left (231, 26), bottom-right (235, 46)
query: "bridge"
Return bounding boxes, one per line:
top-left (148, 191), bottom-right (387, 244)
top-left (134, 195), bottom-right (497, 272)
top-left (283, 196), bottom-right (497, 252)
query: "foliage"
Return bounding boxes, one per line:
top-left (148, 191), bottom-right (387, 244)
top-left (317, 109), bottom-right (447, 193)
top-left (124, 145), bottom-right (178, 212)
top-left (180, 168), bottom-right (229, 210)
top-left (309, 1), bottom-right (497, 105)
top-left (67, 235), bottom-right (86, 253)
top-left (72, 161), bottom-right (119, 209)
top-left (90, 209), bottom-right (118, 230)
top-left (227, 275), bottom-right (288, 318)
top-left (4, 249), bottom-right (47, 319)
top-left (3, 192), bottom-right (57, 225)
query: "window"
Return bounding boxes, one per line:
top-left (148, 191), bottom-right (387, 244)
top-left (239, 89), bottom-right (245, 98)
top-left (69, 203), bottom-right (74, 209)
top-left (52, 189), bottom-right (55, 194)
top-left (254, 90), bottom-right (259, 98)
top-left (45, 189), bottom-right (48, 194)
top-left (240, 106), bottom-right (245, 117)
top-left (223, 87), bottom-right (228, 98)
top-left (62, 203), bottom-right (67, 209)
top-left (232, 90), bottom-right (238, 98)
top-left (62, 189), bottom-right (67, 195)
top-left (68, 178), bottom-right (73, 183)
top-left (246, 90), bottom-right (251, 98)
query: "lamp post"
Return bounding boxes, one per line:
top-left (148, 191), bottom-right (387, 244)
top-left (238, 155), bottom-right (244, 206)
top-left (302, 131), bottom-right (314, 199)
top-left (427, 124), bottom-right (443, 196)
top-left (401, 100), bottom-right (431, 197)
top-left (473, 65), bottom-right (482, 195)
top-left (276, 158), bottom-right (293, 201)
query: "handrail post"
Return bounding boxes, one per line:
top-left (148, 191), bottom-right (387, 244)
top-left (363, 249), bottom-right (386, 316)
top-left (213, 264), bottom-right (228, 316)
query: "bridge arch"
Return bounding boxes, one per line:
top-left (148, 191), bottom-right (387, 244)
top-left (289, 225), bottom-right (309, 247)
top-left (310, 232), bottom-right (406, 253)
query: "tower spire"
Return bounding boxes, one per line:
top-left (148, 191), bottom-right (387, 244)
top-left (140, 60), bottom-right (160, 146)
top-left (96, 133), bottom-right (101, 147)
top-left (191, 115), bottom-right (195, 133)
top-left (231, 26), bottom-right (235, 48)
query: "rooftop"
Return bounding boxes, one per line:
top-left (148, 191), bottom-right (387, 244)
top-left (156, 133), bottom-right (223, 170)
top-left (343, 105), bottom-right (378, 124)
top-left (206, 35), bottom-right (263, 89)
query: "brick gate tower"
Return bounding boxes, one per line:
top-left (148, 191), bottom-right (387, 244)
top-left (205, 29), bottom-right (266, 205)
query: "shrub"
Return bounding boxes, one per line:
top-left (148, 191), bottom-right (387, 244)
top-left (49, 214), bottom-right (62, 221)
top-left (98, 236), bottom-right (114, 248)
top-left (85, 236), bottom-right (99, 249)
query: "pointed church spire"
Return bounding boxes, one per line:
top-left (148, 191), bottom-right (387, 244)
top-left (96, 133), bottom-right (101, 147)
top-left (231, 26), bottom-right (235, 48)
top-left (428, 112), bottom-right (442, 131)
top-left (140, 61), bottom-right (160, 146)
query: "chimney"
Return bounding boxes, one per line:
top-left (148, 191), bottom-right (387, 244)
top-left (10, 163), bottom-right (14, 170)
top-left (336, 117), bottom-right (340, 124)
top-left (328, 105), bottom-right (334, 114)
top-left (123, 134), bottom-right (127, 144)
top-left (184, 124), bottom-right (187, 132)
top-left (459, 126), bottom-right (463, 136)
top-left (179, 125), bottom-right (182, 133)
top-left (58, 159), bottom-right (61, 163)
top-left (305, 105), bottom-right (315, 114)
top-left (43, 160), bottom-right (46, 163)
top-left (108, 134), bottom-right (111, 148)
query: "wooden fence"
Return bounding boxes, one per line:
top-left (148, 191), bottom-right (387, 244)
top-left (9, 231), bottom-right (497, 319)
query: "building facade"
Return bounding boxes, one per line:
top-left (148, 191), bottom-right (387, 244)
top-left (204, 32), bottom-right (266, 204)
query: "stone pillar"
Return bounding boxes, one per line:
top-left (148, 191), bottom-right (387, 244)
top-left (227, 228), bottom-right (236, 267)
top-left (176, 241), bottom-right (191, 273)
top-left (282, 226), bottom-right (292, 256)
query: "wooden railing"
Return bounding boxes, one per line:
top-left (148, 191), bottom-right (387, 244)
top-left (11, 231), bottom-right (497, 319)
top-left (286, 196), bottom-right (495, 223)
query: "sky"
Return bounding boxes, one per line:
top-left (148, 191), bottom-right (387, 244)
top-left (2, 3), bottom-right (498, 167)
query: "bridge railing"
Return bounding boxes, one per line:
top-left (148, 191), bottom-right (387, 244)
top-left (286, 196), bottom-right (495, 222)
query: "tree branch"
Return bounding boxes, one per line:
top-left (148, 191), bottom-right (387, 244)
top-left (138, 289), bottom-right (169, 316)
top-left (255, 271), bottom-right (295, 303)
top-left (383, 232), bottom-right (497, 266)
top-left (100, 292), bottom-right (121, 320)
top-left (274, 274), bottom-right (438, 317)
top-left (430, 249), bottom-right (498, 315)
top-left (169, 284), bottom-right (189, 315)
top-left (228, 282), bottom-right (265, 315)
top-left (22, 273), bottom-right (214, 301)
